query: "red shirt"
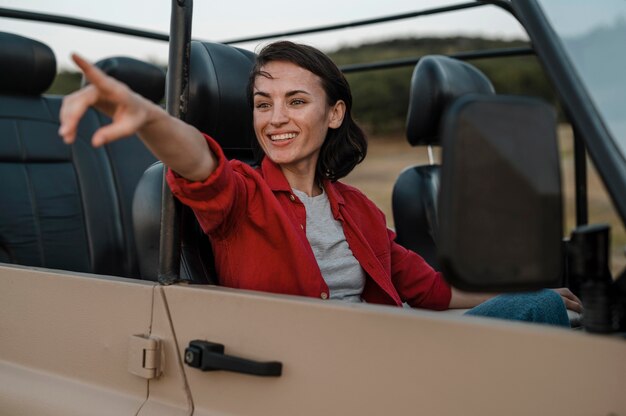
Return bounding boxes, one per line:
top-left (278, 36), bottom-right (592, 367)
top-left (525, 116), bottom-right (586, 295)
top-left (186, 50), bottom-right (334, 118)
top-left (167, 135), bottom-right (451, 309)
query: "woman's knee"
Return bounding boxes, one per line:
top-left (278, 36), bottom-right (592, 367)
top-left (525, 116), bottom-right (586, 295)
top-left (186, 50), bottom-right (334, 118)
top-left (464, 289), bottom-right (569, 327)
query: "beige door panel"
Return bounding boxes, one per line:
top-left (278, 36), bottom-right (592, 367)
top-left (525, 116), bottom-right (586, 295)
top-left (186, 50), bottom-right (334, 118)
top-left (137, 286), bottom-right (194, 416)
top-left (162, 284), bottom-right (626, 416)
top-left (0, 264), bottom-right (155, 415)
top-left (3, 264), bottom-right (624, 415)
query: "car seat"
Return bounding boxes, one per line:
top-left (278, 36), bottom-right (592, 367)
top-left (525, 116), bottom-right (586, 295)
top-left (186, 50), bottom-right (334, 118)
top-left (83, 56), bottom-right (162, 276)
top-left (0, 31), bottom-right (161, 277)
top-left (132, 41), bottom-right (256, 283)
top-left (392, 55), bottom-right (494, 270)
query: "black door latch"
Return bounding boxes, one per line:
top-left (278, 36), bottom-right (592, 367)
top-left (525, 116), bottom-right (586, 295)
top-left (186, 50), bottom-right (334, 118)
top-left (184, 340), bottom-right (282, 377)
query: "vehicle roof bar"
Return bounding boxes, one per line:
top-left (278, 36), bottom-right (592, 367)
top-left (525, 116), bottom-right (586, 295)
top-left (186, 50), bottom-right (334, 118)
top-left (159, 0), bottom-right (193, 285)
top-left (1, 1), bottom-right (515, 49)
top-left (0, 7), bottom-right (170, 41)
top-left (220, 2), bottom-right (494, 45)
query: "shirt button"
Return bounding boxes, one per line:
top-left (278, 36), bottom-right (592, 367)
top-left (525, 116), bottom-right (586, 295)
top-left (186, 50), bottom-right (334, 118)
top-left (320, 292), bottom-right (328, 300)
top-left (300, 224), bottom-right (304, 230)
top-left (289, 194), bottom-right (296, 202)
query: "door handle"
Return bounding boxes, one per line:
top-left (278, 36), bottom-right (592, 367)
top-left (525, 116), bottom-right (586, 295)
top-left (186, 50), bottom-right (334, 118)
top-left (184, 340), bottom-right (282, 377)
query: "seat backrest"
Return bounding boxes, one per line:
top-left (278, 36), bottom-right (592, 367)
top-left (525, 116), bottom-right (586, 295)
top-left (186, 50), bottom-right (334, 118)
top-left (132, 41), bottom-right (256, 282)
top-left (392, 55), bottom-right (494, 269)
top-left (84, 57), bottom-right (163, 276)
top-left (0, 32), bottom-right (117, 274)
top-left (186, 41), bottom-right (257, 162)
top-left (0, 31), bottom-right (162, 277)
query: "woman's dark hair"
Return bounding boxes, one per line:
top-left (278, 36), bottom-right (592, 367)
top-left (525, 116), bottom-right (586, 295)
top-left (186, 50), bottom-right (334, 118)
top-left (247, 41), bottom-right (367, 181)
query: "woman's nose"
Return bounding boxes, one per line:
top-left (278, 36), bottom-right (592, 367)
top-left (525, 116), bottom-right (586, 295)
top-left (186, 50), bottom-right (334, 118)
top-left (270, 105), bottom-right (289, 125)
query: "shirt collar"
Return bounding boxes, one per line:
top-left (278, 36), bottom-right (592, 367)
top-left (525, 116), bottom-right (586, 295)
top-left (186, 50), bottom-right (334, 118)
top-left (321, 177), bottom-right (345, 206)
top-left (260, 157), bottom-right (345, 206)
top-left (260, 157), bottom-right (293, 192)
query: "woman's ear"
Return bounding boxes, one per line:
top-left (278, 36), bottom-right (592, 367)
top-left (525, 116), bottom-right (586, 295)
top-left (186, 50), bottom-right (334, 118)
top-left (328, 100), bottom-right (346, 129)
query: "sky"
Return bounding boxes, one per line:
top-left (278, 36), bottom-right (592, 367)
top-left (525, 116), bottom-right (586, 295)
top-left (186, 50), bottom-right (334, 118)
top-left (0, 0), bottom-right (527, 69)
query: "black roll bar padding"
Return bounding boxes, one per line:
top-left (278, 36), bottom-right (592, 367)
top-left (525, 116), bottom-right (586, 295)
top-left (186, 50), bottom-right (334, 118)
top-left (158, 0), bottom-right (193, 285)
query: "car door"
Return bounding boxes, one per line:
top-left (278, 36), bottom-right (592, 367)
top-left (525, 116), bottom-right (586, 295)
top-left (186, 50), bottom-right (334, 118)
top-left (0, 264), bottom-right (156, 416)
top-left (144, 283), bottom-right (626, 416)
top-left (2, 264), bottom-right (625, 416)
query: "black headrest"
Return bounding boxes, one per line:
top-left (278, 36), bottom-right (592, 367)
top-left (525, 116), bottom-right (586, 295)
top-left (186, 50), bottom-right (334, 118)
top-left (0, 32), bottom-right (56, 96)
top-left (186, 42), bottom-right (257, 159)
top-left (83, 57), bottom-right (166, 103)
top-left (406, 55), bottom-right (495, 146)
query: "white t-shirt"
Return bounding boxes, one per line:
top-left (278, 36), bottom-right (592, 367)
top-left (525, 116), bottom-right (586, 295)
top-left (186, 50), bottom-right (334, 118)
top-left (293, 188), bottom-right (366, 302)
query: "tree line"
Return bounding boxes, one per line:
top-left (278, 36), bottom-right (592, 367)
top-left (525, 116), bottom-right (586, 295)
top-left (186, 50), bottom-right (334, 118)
top-left (329, 36), bottom-right (557, 134)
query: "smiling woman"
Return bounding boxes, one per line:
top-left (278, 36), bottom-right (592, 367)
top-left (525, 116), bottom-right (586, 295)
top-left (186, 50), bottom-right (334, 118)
top-left (55, 36), bottom-right (581, 320)
top-left (249, 41), bottom-right (365, 192)
top-left (163, 40), bottom-right (452, 308)
top-left (252, 60), bottom-right (346, 191)
top-left (3, 2), bottom-right (626, 414)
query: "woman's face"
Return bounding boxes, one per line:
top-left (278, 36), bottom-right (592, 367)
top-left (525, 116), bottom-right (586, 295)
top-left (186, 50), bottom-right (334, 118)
top-left (252, 60), bottom-right (345, 176)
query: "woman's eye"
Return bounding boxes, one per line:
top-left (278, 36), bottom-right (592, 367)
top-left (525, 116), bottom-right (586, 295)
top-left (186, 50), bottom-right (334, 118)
top-left (290, 99), bottom-right (305, 105)
top-left (255, 102), bottom-right (270, 110)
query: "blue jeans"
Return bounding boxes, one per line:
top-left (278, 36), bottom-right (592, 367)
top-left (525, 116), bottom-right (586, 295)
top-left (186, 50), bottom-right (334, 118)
top-left (464, 289), bottom-right (570, 327)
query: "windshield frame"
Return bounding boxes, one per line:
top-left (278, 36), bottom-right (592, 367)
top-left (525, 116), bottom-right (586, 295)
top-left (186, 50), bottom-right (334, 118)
top-left (513, 0), bottom-right (626, 225)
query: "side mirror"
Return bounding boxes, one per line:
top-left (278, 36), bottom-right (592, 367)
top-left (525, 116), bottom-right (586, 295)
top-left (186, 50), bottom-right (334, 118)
top-left (438, 94), bottom-right (562, 292)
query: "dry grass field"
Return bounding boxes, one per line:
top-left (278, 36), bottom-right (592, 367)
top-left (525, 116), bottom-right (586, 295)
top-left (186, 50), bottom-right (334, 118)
top-left (344, 125), bottom-right (626, 276)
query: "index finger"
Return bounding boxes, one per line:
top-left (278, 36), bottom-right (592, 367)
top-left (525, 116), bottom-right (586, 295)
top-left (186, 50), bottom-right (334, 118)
top-left (71, 53), bottom-right (113, 91)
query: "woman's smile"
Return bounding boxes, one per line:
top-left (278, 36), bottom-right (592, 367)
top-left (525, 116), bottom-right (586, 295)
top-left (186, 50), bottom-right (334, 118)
top-left (252, 61), bottom-right (344, 180)
top-left (269, 132), bottom-right (298, 143)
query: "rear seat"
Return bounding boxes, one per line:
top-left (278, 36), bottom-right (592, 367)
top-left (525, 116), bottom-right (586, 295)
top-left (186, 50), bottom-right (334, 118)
top-left (84, 56), bottom-right (162, 276)
top-left (0, 31), bottom-right (160, 277)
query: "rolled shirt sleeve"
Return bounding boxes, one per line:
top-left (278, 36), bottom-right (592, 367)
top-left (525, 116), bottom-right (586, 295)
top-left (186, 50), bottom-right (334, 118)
top-left (166, 134), bottom-right (243, 237)
top-left (388, 229), bottom-right (452, 310)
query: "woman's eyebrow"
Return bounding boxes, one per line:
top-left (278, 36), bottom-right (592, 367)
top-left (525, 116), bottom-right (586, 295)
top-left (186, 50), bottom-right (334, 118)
top-left (253, 89), bottom-right (311, 99)
top-left (286, 89), bottom-right (311, 97)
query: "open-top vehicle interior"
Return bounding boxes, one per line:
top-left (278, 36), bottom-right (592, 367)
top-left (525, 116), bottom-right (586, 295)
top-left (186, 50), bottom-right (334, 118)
top-left (1, 1), bottom-right (625, 415)
top-left (0, 22), bottom-right (555, 285)
top-left (0, 27), bottom-right (507, 284)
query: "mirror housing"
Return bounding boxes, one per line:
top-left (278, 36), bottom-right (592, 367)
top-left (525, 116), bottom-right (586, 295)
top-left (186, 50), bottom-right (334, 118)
top-left (438, 94), bottom-right (562, 292)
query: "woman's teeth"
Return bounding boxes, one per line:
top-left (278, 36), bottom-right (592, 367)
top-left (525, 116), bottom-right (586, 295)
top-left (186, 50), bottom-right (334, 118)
top-left (270, 133), bottom-right (297, 141)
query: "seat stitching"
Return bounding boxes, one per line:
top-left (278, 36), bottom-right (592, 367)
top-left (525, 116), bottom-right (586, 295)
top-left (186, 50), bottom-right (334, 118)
top-left (70, 139), bottom-right (94, 272)
top-left (16, 120), bottom-right (46, 266)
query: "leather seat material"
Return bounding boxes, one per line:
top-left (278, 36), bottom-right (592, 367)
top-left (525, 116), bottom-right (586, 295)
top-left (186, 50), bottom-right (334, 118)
top-left (132, 162), bottom-right (215, 284)
top-left (0, 97), bottom-right (127, 275)
top-left (393, 165), bottom-right (441, 270)
top-left (0, 32), bottom-right (56, 96)
top-left (132, 162), bottom-right (164, 281)
top-left (394, 56), bottom-right (494, 269)
top-left (186, 41), bottom-right (256, 162)
top-left (83, 56), bottom-right (166, 104)
top-left (406, 55), bottom-right (495, 146)
top-left (85, 57), bottom-right (166, 276)
top-left (1, 33), bottom-right (161, 278)
top-left (133, 42), bottom-right (257, 284)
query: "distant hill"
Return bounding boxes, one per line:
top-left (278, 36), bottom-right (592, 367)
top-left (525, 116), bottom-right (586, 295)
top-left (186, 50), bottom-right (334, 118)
top-left (328, 36), bottom-right (557, 134)
top-left (47, 71), bottom-right (82, 96)
top-left (46, 36), bottom-right (557, 134)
